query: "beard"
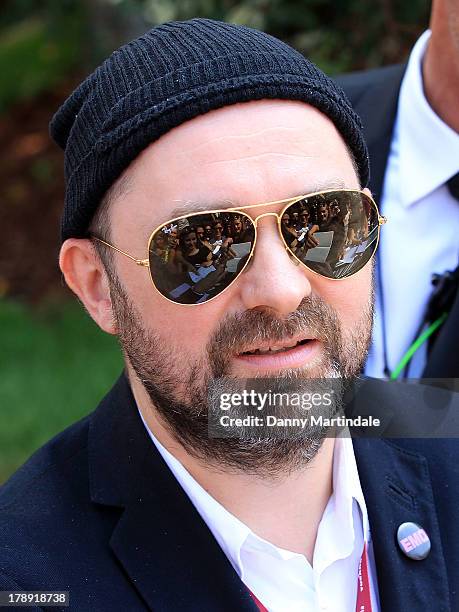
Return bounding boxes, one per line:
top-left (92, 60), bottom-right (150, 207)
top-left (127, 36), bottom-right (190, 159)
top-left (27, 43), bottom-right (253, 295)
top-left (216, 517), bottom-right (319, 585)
top-left (109, 274), bottom-right (373, 478)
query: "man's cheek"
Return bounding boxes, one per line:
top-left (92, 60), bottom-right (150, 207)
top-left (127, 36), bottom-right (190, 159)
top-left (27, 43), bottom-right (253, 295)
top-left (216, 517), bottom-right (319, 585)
top-left (325, 268), bottom-right (371, 311)
top-left (177, 309), bottom-right (223, 347)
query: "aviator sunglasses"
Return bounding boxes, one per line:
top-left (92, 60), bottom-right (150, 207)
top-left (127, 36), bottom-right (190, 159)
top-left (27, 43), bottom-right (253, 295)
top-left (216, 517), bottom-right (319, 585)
top-left (92, 189), bottom-right (386, 306)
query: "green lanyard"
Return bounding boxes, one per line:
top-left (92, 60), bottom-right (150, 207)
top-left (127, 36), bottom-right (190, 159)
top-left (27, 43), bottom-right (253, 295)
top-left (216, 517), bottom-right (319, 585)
top-left (390, 313), bottom-right (448, 380)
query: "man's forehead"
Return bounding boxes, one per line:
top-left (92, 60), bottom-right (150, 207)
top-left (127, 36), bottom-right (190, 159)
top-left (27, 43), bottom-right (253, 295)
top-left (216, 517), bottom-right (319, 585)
top-left (129, 100), bottom-right (351, 179)
top-left (107, 100), bottom-right (359, 239)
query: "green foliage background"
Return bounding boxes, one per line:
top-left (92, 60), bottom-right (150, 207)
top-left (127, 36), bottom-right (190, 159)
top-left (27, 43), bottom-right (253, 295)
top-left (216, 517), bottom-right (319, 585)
top-left (0, 301), bottom-right (122, 483)
top-left (0, 0), bottom-right (430, 111)
top-left (132, 0), bottom-right (429, 73)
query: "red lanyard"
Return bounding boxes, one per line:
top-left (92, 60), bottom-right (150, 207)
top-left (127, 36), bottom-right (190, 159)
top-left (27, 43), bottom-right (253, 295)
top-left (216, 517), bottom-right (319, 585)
top-left (356, 543), bottom-right (372, 612)
top-left (249, 543), bottom-right (373, 612)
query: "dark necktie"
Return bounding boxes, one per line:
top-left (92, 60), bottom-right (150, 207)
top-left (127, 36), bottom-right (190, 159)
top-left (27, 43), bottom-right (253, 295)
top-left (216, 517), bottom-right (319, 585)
top-left (447, 172), bottom-right (459, 200)
top-left (423, 171), bottom-right (459, 354)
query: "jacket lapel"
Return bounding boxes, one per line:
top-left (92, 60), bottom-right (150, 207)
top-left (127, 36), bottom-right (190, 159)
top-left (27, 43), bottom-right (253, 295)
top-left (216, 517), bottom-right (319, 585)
top-left (354, 437), bottom-right (451, 611)
top-left (88, 374), bottom-right (257, 611)
top-left (422, 278), bottom-right (459, 379)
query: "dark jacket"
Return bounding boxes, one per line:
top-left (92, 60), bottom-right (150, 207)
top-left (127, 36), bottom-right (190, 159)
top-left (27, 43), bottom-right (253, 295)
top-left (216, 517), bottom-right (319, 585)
top-left (1, 374), bottom-right (458, 611)
top-left (336, 66), bottom-right (459, 379)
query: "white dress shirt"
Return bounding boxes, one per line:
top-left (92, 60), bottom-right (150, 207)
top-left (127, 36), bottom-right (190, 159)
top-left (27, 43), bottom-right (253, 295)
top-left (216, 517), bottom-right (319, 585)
top-left (140, 412), bottom-right (379, 611)
top-left (365, 30), bottom-right (459, 378)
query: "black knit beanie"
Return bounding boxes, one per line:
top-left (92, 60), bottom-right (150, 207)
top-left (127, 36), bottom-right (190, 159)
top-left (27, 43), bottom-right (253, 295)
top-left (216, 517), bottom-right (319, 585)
top-left (50, 18), bottom-right (369, 242)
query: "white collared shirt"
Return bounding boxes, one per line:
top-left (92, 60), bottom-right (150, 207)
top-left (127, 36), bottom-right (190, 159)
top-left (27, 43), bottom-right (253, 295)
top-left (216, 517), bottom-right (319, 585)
top-left (141, 413), bottom-right (379, 611)
top-left (365, 30), bottom-right (459, 378)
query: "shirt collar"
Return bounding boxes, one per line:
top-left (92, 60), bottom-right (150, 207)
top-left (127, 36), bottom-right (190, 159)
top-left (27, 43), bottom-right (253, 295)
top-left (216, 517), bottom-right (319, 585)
top-left (397, 30), bottom-right (459, 207)
top-left (312, 436), bottom-right (369, 574)
top-left (140, 407), bottom-right (369, 577)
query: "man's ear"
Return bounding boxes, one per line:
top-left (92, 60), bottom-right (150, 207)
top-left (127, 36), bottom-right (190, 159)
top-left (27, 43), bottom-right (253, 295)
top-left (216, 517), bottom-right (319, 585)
top-left (59, 238), bottom-right (117, 334)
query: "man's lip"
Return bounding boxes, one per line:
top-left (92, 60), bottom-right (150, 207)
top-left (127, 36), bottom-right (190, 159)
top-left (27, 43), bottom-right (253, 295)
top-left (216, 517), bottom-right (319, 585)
top-left (234, 339), bottom-right (321, 371)
top-left (236, 336), bottom-right (315, 356)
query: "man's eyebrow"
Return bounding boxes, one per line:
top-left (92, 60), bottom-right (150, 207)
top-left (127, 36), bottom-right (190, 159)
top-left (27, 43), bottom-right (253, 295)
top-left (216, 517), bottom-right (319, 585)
top-left (169, 199), bottom-right (235, 218)
top-left (168, 179), bottom-right (347, 218)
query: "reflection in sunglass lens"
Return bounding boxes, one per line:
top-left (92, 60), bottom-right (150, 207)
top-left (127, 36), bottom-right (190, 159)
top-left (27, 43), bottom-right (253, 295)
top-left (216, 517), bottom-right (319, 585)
top-left (281, 191), bottom-right (379, 279)
top-left (147, 190), bottom-right (379, 305)
top-left (148, 212), bottom-right (255, 304)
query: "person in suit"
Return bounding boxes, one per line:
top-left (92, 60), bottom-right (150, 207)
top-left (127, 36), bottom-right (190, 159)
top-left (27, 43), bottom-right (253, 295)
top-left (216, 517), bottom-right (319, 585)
top-left (337, 0), bottom-right (459, 380)
top-left (1, 18), bottom-right (458, 611)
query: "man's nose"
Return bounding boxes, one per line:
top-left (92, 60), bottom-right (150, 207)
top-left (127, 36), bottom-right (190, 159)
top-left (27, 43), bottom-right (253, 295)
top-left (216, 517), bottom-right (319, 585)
top-left (238, 219), bottom-right (312, 315)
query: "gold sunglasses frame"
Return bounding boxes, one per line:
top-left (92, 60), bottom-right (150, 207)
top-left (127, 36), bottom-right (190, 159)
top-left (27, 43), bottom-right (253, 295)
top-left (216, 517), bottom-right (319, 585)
top-left (92, 188), bottom-right (386, 306)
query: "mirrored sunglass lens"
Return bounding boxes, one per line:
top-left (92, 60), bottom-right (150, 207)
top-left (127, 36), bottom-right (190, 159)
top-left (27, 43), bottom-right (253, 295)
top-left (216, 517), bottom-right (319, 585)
top-left (148, 212), bottom-right (255, 304)
top-left (283, 191), bottom-right (379, 279)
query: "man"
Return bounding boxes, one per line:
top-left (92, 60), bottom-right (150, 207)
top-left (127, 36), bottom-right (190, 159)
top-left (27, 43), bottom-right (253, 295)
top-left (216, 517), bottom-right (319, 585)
top-left (196, 225), bottom-right (214, 252)
top-left (204, 223), bottom-right (214, 241)
top-left (210, 221), bottom-right (226, 246)
top-left (1, 18), bottom-right (458, 612)
top-left (318, 203), bottom-right (330, 227)
top-left (337, 0), bottom-right (459, 380)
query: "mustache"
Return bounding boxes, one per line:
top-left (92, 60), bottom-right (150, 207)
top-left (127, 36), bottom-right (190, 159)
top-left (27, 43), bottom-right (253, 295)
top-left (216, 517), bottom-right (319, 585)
top-left (209, 294), bottom-right (341, 355)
